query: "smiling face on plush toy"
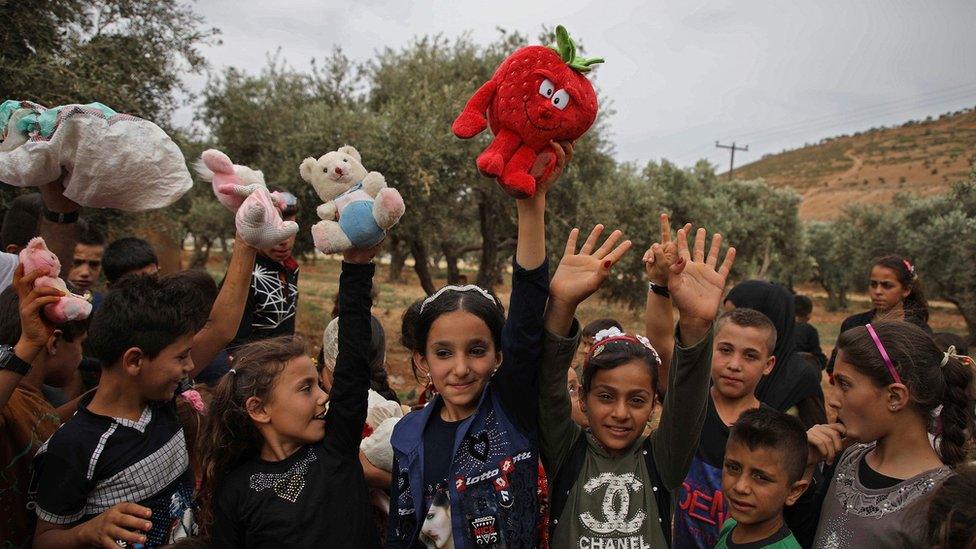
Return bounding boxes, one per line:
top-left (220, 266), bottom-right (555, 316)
top-left (488, 46), bottom-right (599, 148)
top-left (300, 145), bottom-right (370, 202)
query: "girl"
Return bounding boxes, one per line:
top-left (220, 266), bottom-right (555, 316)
top-left (386, 142), bottom-right (570, 548)
top-left (827, 255), bottom-right (930, 371)
top-left (792, 320), bottom-right (975, 547)
top-left (539, 223), bottom-right (736, 548)
top-left (197, 244), bottom-right (381, 547)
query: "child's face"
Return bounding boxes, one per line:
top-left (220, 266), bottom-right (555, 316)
top-left (869, 265), bottom-right (911, 313)
top-left (722, 439), bottom-right (807, 526)
top-left (140, 333), bottom-right (194, 401)
top-left (711, 323), bottom-right (776, 400)
top-left (567, 367), bottom-right (589, 428)
top-left (264, 356), bottom-right (329, 445)
top-left (417, 310), bottom-right (499, 418)
top-left (582, 359), bottom-right (656, 456)
top-left (828, 352), bottom-right (892, 443)
top-left (43, 331), bottom-right (86, 387)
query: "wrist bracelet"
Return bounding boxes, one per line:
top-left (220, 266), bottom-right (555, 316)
top-left (648, 281), bottom-right (670, 298)
top-left (42, 207), bottom-right (79, 224)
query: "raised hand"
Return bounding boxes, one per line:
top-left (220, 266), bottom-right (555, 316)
top-left (12, 265), bottom-right (61, 356)
top-left (343, 241), bottom-right (384, 265)
top-left (528, 140), bottom-right (574, 197)
top-left (550, 224), bottom-right (632, 308)
top-left (643, 213), bottom-right (682, 285)
top-left (669, 225), bottom-right (736, 327)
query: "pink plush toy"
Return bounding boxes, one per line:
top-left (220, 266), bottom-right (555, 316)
top-left (18, 237), bottom-right (92, 322)
top-left (194, 149), bottom-right (299, 249)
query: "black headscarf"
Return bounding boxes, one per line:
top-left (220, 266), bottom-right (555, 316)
top-left (725, 280), bottom-right (823, 413)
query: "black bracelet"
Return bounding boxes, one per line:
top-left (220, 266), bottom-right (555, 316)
top-left (647, 281), bottom-right (670, 298)
top-left (42, 207), bottom-right (79, 224)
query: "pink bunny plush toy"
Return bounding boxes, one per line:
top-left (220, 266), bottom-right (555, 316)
top-left (194, 149), bottom-right (299, 249)
top-left (19, 237), bottom-right (92, 322)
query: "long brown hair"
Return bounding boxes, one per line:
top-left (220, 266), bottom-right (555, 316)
top-left (196, 336), bottom-right (308, 536)
top-left (837, 321), bottom-right (975, 466)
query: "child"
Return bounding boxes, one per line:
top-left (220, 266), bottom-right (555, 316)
top-left (672, 306), bottom-right (778, 548)
top-left (926, 464), bottom-right (976, 548)
top-left (197, 243), bottom-right (380, 547)
top-left (716, 408), bottom-right (809, 549)
top-left (725, 280), bottom-right (826, 428)
top-left (540, 224), bottom-right (735, 548)
top-left (826, 255), bottom-right (931, 371)
top-left (386, 141), bottom-right (571, 548)
top-left (228, 190), bottom-right (301, 350)
top-left (0, 268), bottom-right (88, 547)
top-left (793, 320), bottom-right (975, 547)
top-left (31, 275), bottom-right (200, 548)
top-left (66, 223), bottom-right (106, 296)
top-left (793, 294), bottom-right (827, 369)
top-left (102, 236), bottom-right (159, 286)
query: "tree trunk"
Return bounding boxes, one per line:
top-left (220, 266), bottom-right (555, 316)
top-left (476, 192), bottom-right (501, 290)
top-left (189, 236), bottom-right (212, 269)
top-left (441, 241), bottom-right (462, 284)
top-left (948, 296), bottom-right (976, 345)
top-left (388, 235), bottom-right (406, 283)
top-left (410, 238), bottom-right (436, 295)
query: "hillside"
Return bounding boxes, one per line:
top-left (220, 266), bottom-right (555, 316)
top-left (732, 108), bottom-right (976, 220)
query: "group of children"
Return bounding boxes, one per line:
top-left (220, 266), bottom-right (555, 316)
top-left (1, 145), bottom-right (974, 549)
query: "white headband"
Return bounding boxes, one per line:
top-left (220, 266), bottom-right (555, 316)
top-left (420, 284), bottom-right (497, 313)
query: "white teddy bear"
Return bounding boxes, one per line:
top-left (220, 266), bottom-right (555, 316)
top-left (299, 145), bottom-right (404, 254)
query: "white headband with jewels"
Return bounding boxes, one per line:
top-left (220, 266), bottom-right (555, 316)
top-left (420, 284), bottom-right (498, 313)
top-left (589, 328), bottom-right (661, 365)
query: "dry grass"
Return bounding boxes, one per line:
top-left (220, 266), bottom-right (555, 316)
top-left (733, 109), bottom-right (976, 220)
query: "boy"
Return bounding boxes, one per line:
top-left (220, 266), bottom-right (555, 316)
top-left (793, 295), bottom-right (827, 369)
top-left (717, 408), bottom-right (808, 548)
top-left (102, 237), bottom-right (159, 287)
top-left (672, 308), bottom-right (778, 548)
top-left (67, 224), bottom-right (106, 296)
top-left (31, 275), bottom-right (200, 548)
top-left (229, 190), bottom-right (300, 350)
top-left (0, 268), bottom-right (88, 547)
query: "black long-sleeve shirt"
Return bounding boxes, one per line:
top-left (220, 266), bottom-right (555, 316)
top-left (212, 262), bottom-right (378, 548)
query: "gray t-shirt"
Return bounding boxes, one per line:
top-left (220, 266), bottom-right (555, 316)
top-left (0, 252), bottom-right (18, 292)
top-left (813, 443), bottom-right (951, 548)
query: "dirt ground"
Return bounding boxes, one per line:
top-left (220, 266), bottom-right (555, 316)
top-left (245, 255), bottom-right (968, 403)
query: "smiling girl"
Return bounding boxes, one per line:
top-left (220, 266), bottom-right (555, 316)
top-left (539, 223), bottom-right (736, 548)
top-left (196, 244), bottom-right (381, 548)
top-left (386, 143), bottom-right (570, 548)
top-left (789, 320), bottom-right (975, 547)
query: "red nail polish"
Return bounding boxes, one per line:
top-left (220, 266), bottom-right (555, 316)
top-left (603, 260), bottom-right (611, 268)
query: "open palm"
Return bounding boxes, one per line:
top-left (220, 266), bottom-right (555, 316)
top-left (669, 226), bottom-right (736, 322)
top-left (551, 225), bottom-right (632, 307)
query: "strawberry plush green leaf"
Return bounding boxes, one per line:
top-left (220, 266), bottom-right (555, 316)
top-left (549, 25), bottom-right (605, 74)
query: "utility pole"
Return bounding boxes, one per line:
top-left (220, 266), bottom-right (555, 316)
top-left (715, 141), bottom-right (749, 181)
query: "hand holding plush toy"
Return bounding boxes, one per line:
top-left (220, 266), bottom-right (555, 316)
top-left (195, 149), bottom-right (299, 249)
top-left (452, 25), bottom-right (603, 198)
top-left (300, 145), bottom-right (405, 254)
top-left (18, 237), bottom-right (92, 323)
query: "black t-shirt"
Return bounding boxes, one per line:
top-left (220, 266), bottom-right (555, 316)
top-left (857, 453), bottom-right (902, 489)
top-left (794, 322), bottom-right (827, 369)
top-left (228, 254), bottom-right (299, 351)
top-left (422, 404), bottom-right (462, 498)
top-left (31, 396), bottom-right (195, 546)
top-left (212, 262), bottom-right (378, 548)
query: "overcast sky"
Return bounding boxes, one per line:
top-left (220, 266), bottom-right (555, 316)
top-left (175, 0), bottom-right (976, 171)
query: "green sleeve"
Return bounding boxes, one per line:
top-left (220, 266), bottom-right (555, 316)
top-left (715, 518), bottom-right (735, 549)
top-left (537, 320), bottom-right (583, 474)
top-left (650, 326), bottom-right (714, 489)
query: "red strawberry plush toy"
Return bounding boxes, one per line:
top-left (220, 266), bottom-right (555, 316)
top-left (452, 25), bottom-right (604, 198)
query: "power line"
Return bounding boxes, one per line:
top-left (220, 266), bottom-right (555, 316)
top-left (715, 141), bottom-right (749, 180)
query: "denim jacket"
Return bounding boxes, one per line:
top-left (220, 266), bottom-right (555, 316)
top-left (387, 260), bottom-right (548, 548)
